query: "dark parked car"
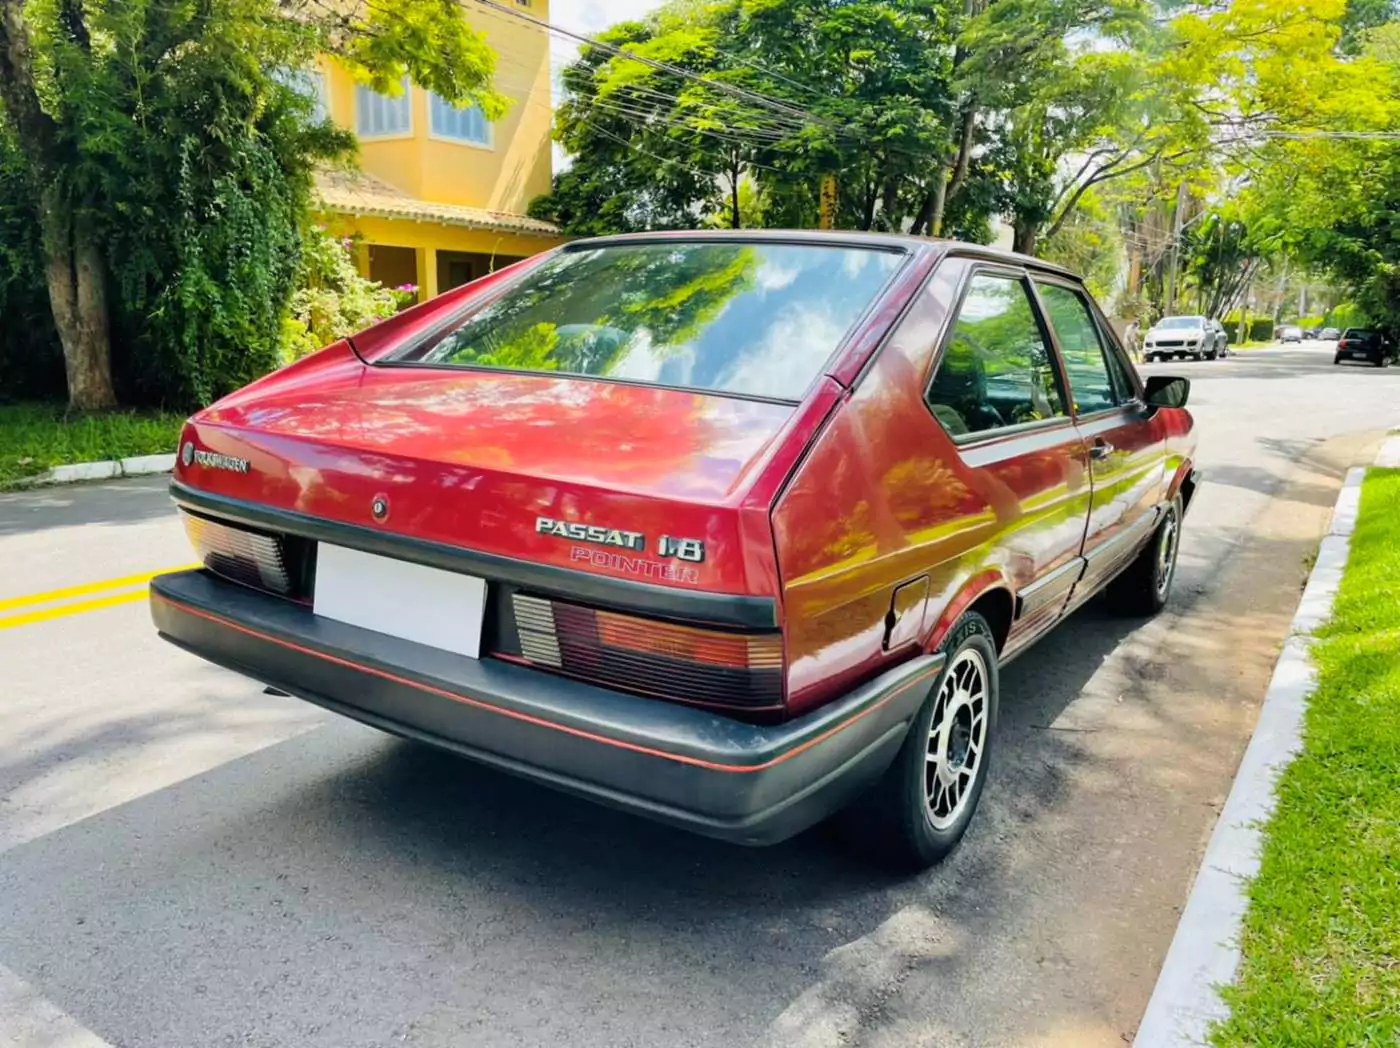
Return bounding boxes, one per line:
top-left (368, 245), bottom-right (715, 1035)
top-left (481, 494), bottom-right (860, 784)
top-left (1334, 328), bottom-right (1397, 367)
top-left (151, 231), bottom-right (1198, 869)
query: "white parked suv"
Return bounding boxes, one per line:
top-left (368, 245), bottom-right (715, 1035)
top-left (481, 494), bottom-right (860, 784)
top-left (1144, 315), bottom-right (1226, 362)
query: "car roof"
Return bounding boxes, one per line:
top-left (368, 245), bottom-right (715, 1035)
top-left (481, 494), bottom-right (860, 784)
top-left (564, 228), bottom-right (1082, 281)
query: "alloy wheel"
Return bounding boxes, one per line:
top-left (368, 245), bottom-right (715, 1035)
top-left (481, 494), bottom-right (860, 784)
top-left (925, 649), bottom-right (990, 830)
top-left (1155, 511), bottom-right (1180, 598)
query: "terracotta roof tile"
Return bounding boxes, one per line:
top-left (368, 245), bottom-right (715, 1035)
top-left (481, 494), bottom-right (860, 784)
top-left (315, 167), bottom-right (561, 238)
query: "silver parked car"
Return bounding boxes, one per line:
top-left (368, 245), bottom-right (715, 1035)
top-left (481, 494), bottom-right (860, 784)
top-left (1144, 315), bottom-right (1226, 362)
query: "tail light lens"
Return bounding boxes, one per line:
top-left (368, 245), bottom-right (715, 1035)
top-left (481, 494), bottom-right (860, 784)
top-left (508, 594), bottom-right (783, 710)
top-left (182, 511), bottom-right (296, 596)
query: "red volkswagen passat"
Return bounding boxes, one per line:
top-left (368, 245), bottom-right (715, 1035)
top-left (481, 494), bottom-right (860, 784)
top-left (152, 232), bottom-right (1197, 868)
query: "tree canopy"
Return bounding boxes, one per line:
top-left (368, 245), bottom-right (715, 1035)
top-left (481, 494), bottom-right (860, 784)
top-left (0, 0), bottom-right (506, 408)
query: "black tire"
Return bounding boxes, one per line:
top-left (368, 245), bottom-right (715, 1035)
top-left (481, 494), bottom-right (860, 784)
top-left (1334, 355), bottom-right (1343, 365)
top-left (1205, 349), bottom-right (1217, 361)
top-left (847, 612), bottom-right (1000, 870)
top-left (1107, 496), bottom-right (1183, 616)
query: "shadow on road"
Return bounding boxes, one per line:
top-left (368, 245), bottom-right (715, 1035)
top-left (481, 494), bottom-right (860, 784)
top-left (0, 476), bottom-right (173, 536)
top-left (0, 592), bottom-right (1213, 1048)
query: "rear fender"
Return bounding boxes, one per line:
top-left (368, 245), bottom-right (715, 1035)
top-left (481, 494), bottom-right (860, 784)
top-left (923, 569), bottom-right (1015, 654)
top-left (1166, 458), bottom-right (1198, 511)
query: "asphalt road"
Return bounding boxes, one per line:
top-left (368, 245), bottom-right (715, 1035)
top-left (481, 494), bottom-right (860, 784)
top-left (2, 343), bottom-right (1397, 1048)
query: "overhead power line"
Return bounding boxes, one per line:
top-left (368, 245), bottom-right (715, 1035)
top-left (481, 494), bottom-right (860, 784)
top-left (465, 0), bottom-right (859, 141)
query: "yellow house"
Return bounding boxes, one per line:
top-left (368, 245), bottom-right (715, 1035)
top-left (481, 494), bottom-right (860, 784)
top-left (306, 1), bottom-right (566, 302)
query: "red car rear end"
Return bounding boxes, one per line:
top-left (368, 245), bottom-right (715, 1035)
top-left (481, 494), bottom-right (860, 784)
top-left (152, 231), bottom-right (1196, 867)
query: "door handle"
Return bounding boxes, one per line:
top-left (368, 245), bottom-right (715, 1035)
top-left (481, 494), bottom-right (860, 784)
top-left (1090, 439), bottom-right (1114, 461)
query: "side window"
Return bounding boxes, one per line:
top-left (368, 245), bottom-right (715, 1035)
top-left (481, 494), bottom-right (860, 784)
top-left (356, 78), bottom-right (412, 138)
top-left (926, 273), bottom-right (1067, 438)
top-left (1035, 282), bottom-right (1125, 414)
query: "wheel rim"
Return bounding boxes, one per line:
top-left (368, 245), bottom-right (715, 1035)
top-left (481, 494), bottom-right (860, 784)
top-left (924, 648), bottom-right (989, 830)
top-left (1155, 511), bottom-right (1179, 597)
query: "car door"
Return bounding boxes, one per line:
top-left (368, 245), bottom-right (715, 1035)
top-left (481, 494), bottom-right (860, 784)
top-left (920, 265), bottom-right (1094, 653)
top-left (1032, 278), bottom-right (1169, 609)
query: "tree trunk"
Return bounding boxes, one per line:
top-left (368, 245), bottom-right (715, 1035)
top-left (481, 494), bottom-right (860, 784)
top-left (1012, 216), bottom-right (1038, 256)
top-left (878, 176), bottom-right (899, 231)
top-left (931, 103), bottom-right (978, 237)
top-left (910, 189), bottom-right (936, 236)
top-left (860, 174), bottom-right (878, 231)
top-left (927, 162), bottom-right (950, 237)
top-left (41, 196), bottom-right (117, 411)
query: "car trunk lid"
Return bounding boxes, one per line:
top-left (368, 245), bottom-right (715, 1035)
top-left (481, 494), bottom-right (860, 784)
top-left (177, 358), bottom-right (795, 598)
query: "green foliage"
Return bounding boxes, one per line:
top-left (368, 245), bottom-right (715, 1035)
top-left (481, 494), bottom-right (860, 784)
top-left (0, 0), bottom-right (504, 408)
top-left (0, 402), bottom-right (186, 488)
top-left (282, 226), bottom-right (409, 361)
top-left (1249, 317), bottom-right (1276, 342)
top-left (533, 0), bottom-right (965, 236)
top-left (1039, 190), bottom-right (1122, 300)
top-left (1180, 210), bottom-right (1269, 319)
top-left (0, 130), bottom-right (62, 400)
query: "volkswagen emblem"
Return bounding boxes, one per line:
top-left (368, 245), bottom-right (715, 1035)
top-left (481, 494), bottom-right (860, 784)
top-left (181, 441), bottom-right (195, 467)
top-left (370, 494), bottom-right (390, 523)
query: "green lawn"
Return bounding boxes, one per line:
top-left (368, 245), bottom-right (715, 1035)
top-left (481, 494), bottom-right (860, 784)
top-left (1212, 468), bottom-right (1400, 1046)
top-left (0, 402), bottom-right (186, 489)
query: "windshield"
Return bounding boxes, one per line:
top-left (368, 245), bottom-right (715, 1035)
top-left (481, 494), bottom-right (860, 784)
top-left (1157, 316), bottom-right (1204, 330)
top-left (379, 241), bottom-right (905, 401)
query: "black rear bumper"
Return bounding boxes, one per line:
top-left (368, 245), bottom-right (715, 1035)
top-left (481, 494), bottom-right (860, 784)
top-left (150, 571), bottom-right (941, 845)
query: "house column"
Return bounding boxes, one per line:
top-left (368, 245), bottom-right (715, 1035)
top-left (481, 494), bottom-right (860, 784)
top-left (415, 247), bottom-right (439, 303)
top-left (354, 240), bottom-right (371, 279)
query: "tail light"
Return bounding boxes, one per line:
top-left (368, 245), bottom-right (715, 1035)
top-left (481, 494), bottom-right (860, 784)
top-left (508, 594), bottom-right (784, 710)
top-left (182, 511), bottom-right (299, 596)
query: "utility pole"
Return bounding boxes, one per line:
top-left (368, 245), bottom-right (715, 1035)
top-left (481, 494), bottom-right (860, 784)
top-left (819, 175), bottom-right (837, 230)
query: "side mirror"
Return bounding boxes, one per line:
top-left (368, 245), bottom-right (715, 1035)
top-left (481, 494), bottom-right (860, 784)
top-left (1145, 375), bottom-right (1190, 409)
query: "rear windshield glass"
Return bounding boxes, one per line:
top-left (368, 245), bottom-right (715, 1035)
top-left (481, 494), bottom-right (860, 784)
top-left (1342, 329), bottom-right (1376, 338)
top-left (377, 241), bottom-right (905, 400)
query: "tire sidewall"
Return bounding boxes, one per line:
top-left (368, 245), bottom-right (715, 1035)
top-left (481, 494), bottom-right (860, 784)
top-left (896, 612), bottom-right (1000, 864)
top-left (1150, 496), bottom-right (1184, 610)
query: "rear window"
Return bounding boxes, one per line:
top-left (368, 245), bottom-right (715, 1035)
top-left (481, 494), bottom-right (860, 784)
top-left (1342, 329), bottom-right (1376, 338)
top-left (377, 241), bottom-right (904, 401)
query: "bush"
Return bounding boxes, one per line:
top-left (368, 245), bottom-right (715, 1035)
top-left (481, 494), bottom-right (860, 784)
top-left (282, 227), bottom-right (413, 361)
top-left (1249, 317), bottom-right (1275, 341)
top-left (1222, 319), bottom-right (1240, 342)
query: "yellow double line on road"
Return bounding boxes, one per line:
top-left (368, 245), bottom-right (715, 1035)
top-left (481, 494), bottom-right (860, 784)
top-left (0, 565), bottom-right (198, 631)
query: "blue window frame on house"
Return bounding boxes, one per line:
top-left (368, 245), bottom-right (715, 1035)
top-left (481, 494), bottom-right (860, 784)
top-left (429, 94), bottom-right (492, 146)
top-left (356, 78), bottom-right (412, 138)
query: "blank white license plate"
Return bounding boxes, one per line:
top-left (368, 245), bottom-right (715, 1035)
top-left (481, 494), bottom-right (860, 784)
top-left (313, 543), bottom-right (487, 659)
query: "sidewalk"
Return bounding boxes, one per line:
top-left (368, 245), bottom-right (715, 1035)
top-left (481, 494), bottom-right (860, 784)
top-left (1137, 435), bottom-right (1400, 1046)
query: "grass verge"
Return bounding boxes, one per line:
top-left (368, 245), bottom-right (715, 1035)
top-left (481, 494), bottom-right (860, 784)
top-left (1211, 468), bottom-right (1400, 1045)
top-left (0, 402), bottom-right (186, 490)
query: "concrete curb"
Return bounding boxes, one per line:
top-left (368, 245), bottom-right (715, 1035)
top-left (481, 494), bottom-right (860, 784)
top-left (25, 453), bottom-right (175, 488)
top-left (1133, 437), bottom-right (1400, 1047)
